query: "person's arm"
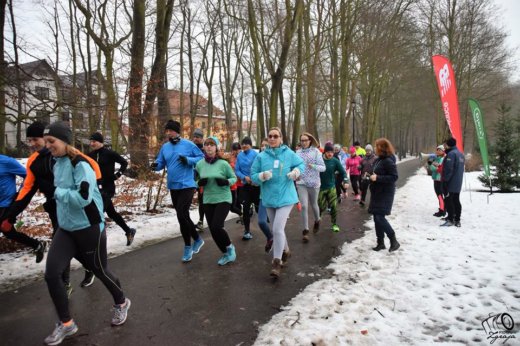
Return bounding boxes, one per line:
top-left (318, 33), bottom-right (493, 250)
top-left (312, 149), bottom-right (326, 172)
top-left (224, 161), bottom-right (238, 186)
top-left (7, 157), bottom-right (26, 178)
top-left (54, 162), bottom-right (98, 209)
top-left (234, 153), bottom-right (247, 181)
top-left (5, 155), bottom-right (39, 221)
top-left (373, 159), bottom-right (398, 184)
top-left (154, 146), bottom-right (166, 171)
top-left (187, 144), bottom-right (204, 166)
top-left (442, 152), bottom-right (454, 182)
top-left (112, 151), bottom-right (128, 173)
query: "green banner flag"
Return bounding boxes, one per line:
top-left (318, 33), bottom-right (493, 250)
top-left (468, 98), bottom-right (490, 177)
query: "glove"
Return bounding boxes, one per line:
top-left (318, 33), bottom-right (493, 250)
top-left (286, 168), bottom-right (301, 181)
top-left (79, 181), bottom-right (90, 200)
top-left (115, 171), bottom-right (123, 179)
top-left (1, 219), bottom-right (13, 232)
top-left (178, 155), bottom-right (188, 165)
top-left (150, 162), bottom-right (158, 170)
top-left (215, 178), bottom-right (229, 186)
top-left (259, 170), bottom-right (272, 182)
top-left (198, 178), bottom-right (209, 187)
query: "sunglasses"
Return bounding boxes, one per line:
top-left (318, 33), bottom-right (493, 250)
top-left (268, 134), bottom-right (280, 139)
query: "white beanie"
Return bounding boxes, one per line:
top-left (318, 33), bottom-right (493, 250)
top-left (365, 144), bottom-right (373, 151)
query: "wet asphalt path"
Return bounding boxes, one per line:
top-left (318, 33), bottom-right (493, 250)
top-left (0, 159), bottom-right (418, 346)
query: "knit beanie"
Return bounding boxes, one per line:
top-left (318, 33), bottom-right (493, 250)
top-left (193, 128), bottom-right (204, 138)
top-left (205, 136), bottom-right (220, 149)
top-left (324, 143), bottom-right (334, 152)
top-left (89, 132), bottom-right (104, 143)
top-left (44, 122), bottom-right (72, 144)
top-left (436, 145), bottom-right (445, 151)
top-left (165, 120), bottom-right (181, 133)
top-left (26, 121), bottom-right (47, 138)
top-left (241, 136), bottom-right (253, 146)
top-left (365, 144), bottom-right (373, 152)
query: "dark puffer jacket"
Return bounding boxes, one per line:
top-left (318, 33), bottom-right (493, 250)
top-left (368, 155), bottom-right (398, 215)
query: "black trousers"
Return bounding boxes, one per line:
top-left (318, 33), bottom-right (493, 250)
top-left (45, 225), bottom-right (125, 322)
top-left (197, 188), bottom-right (204, 222)
top-left (350, 175), bottom-right (361, 195)
top-left (230, 189), bottom-right (242, 216)
top-left (359, 179), bottom-right (370, 202)
top-left (203, 203), bottom-right (232, 253)
top-left (102, 191), bottom-right (131, 233)
top-left (0, 207), bottom-right (39, 249)
top-left (238, 185), bottom-right (260, 232)
top-left (444, 191), bottom-right (461, 222)
top-left (43, 200), bottom-right (71, 284)
top-left (170, 188), bottom-right (200, 246)
top-left (335, 174), bottom-right (346, 198)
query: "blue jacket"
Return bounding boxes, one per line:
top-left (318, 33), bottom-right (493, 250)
top-left (0, 155), bottom-right (26, 207)
top-left (53, 155), bottom-right (104, 231)
top-left (235, 149), bottom-right (258, 184)
top-left (154, 138), bottom-right (204, 190)
top-left (442, 147), bottom-right (464, 193)
top-left (251, 145), bottom-right (305, 208)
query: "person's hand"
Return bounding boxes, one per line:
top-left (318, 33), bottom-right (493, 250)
top-left (260, 170), bottom-right (272, 182)
top-left (343, 183), bottom-right (350, 189)
top-left (307, 163), bottom-right (315, 170)
top-left (150, 162), bottom-right (158, 170)
top-left (370, 173), bottom-right (377, 182)
top-left (198, 178), bottom-right (209, 187)
top-left (1, 219), bottom-right (13, 232)
top-left (79, 181), bottom-right (90, 199)
top-left (114, 171), bottom-right (123, 179)
top-left (286, 168), bottom-right (300, 181)
top-left (178, 155), bottom-right (188, 165)
top-left (245, 176), bottom-right (252, 184)
top-left (215, 178), bottom-right (229, 186)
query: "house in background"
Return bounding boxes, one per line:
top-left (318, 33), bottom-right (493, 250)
top-left (153, 90), bottom-right (238, 148)
top-left (3, 59), bottom-right (108, 151)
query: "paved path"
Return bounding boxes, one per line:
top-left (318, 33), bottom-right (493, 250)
top-left (0, 159), bottom-right (418, 346)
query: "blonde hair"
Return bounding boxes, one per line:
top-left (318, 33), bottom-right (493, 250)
top-left (66, 145), bottom-right (80, 160)
top-left (300, 132), bottom-right (319, 148)
top-left (269, 127), bottom-right (283, 138)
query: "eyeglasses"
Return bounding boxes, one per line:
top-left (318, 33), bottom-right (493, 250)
top-left (300, 139), bottom-right (310, 142)
top-left (204, 142), bottom-right (216, 146)
top-left (268, 134), bottom-right (280, 139)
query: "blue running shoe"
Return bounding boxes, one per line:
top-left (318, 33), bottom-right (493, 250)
top-left (182, 246), bottom-right (193, 262)
top-left (242, 232), bottom-right (253, 240)
top-left (218, 244), bottom-right (236, 266)
top-left (192, 237), bottom-right (205, 254)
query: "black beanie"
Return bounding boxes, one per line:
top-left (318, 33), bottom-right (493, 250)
top-left (26, 121), bottom-right (47, 138)
top-left (44, 121), bottom-right (72, 144)
top-left (165, 120), bottom-right (181, 133)
top-left (446, 137), bottom-right (457, 148)
top-left (324, 143), bottom-right (334, 152)
top-left (241, 136), bottom-right (253, 146)
top-left (89, 132), bottom-right (104, 143)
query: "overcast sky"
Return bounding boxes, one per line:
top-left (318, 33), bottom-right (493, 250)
top-left (495, 0), bottom-right (520, 82)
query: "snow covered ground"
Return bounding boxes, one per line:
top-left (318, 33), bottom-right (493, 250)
top-left (2, 160), bottom-right (519, 344)
top-left (254, 170), bottom-right (520, 345)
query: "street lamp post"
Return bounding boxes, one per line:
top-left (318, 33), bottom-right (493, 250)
top-left (351, 100), bottom-right (356, 146)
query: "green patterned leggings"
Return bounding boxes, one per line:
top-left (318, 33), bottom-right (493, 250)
top-left (318, 187), bottom-right (337, 224)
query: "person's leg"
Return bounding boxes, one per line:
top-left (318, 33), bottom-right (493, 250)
top-left (296, 185), bottom-right (310, 230)
top-left (267, 205), bottom-right (293, 260)
top-left (0, 207), bottom-right (41, 249)
top-left (444, 191), bottom-right (454, 222)
top-left (453, 192), bottom-right (461, 222)
top-left (326, 187), bottom-right (338, 225)
top-left (230, 189), bottom-right (242, 216)
top-left (308, 187), bottom-right (321, 223)
top-left (171, 189), bottom-right (200, 245)
top-left (104, 194), bottom-right (132, 233)
top-left (360, 180), bottom-right (369, 202)
top-left (433, 181), bottom-right (445, 213)
top-left (204, 203), bottom-right (231, 253)
top-left (374, 214), bottom-right (395, 237)
top-left (45, 229), bottom-right (76, 323)
top-left (257, 200), bottom-right (272, 240)
top-left (351, 175), bottom-right (360, 195)
top-left (241, 185), bottom-right (253, 233)
top-left (74, 225), bottom-right (125, 304)
top-left (198, 189), bottom-right (204, 223)
top-left (318, 190), bottom-right (327, 217)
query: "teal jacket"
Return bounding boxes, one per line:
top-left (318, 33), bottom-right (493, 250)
top-left (429, 156), bottom-right (444, 181)
top-left (320, 156), bottom-right (347, 190)
top-left (53, 155), bottom-right (104, 231)
top-left (195, 158), bottom-right (237, 204)
top-left (251, 145), bottom-right (305, 208)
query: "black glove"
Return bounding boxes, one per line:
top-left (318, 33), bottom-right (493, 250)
top-left (178, 155), bottom-right (188, 165)
top-left (114, 171), bottom-right (123, 179)
top-left (198, 178), bottom-right (209, 187)
top-left (215, 178), bottom-right (229, 186)
top-left (150, 162), bottom-right (158, 170)
top-left (79, 181), bottom-right (90, 200)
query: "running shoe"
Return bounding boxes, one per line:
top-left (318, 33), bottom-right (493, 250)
top-left (242, 232), bottom-right (253, 240)
top-left (111, 298), bottom-right (131, 326)
top-left (35, 241), bottom-right (47, 263)
top-left (182, 246), bottom-right (193, 262)
top-left (218, 244), bottom-right (236, 265)
top-left (192, 237), bottom-right (205, 254)
top-left (332, 224), bottom-right (340, 233)
top-left (80, 271), bottom-right (95, 288)
top-left (264, 239), bottom-right (273, 253)
top-left (44, 321), bottom-right (78, 345)
top-left (125, 228), bottom-right (136, 246)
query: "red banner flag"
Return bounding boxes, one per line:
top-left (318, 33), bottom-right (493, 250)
top-left (432, 55), bottom-right (464, 152)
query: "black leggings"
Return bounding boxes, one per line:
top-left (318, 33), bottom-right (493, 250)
top-left (45, 225), bottom-right (125, 322)
top-left (359, 180), bottom-right (370, 202)
top-left (203, 203), bottom-right (232, 253)
top-left (170, 188), bottom-right (200, 246)
top-left (197, 189), bottom-right (204, 222)
top-left (230, 189), bottom-right (242, 216)
top-left (0, 207), bottom-right (39, 249)
top-left (239, 185), bottom-right (260, 232)
top-left (102, 192), bottom-right (131, 233)
top-left (350, 175), bottom-right (361, 195)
